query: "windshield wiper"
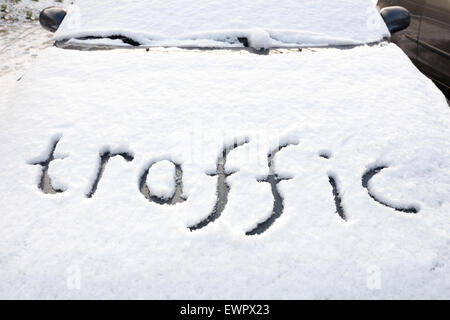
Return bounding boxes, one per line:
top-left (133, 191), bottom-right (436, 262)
top-left (64, 35), bottom-right (249, 49)
top-left (75, 35), bottom-right (141, 46)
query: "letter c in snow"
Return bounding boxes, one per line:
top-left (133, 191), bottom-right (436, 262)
top-left (362, 166), bottom-right (419, 214)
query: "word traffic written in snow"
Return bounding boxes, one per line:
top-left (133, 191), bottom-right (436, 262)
top-left (30, 136), bottom-right (420, 235)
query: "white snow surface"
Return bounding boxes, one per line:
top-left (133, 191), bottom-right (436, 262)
top-left (55, 0), bottom-right (390, 49)
top-left (146, 160), bottom-right (177, 200)
top-left (0, 44), bottom-right (450, 299)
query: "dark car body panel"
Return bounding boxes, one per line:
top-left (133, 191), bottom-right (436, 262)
top-left (378, 0), bottom-right (449, 97)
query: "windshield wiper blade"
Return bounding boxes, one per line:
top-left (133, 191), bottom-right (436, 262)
top-left (70, 35), bottom-right (246, 48)
top-left (75, 35), bottom-right (141, 46)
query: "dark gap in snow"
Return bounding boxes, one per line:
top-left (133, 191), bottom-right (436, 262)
top-left (317, 152), bottom-right (346, 220)
top-left (246, 143), bottom-right (296, 236)
top-left (75, 35), bottom-right (141, 46)
top-left (29, 137), bottom-right (65, 194)
top-left (319, 151), bottom-right (332, 159)
top-left (139, 160), bottom-right (187, 205)
top-left (189, 138), bottom-right (249, 231)
top-left (86, 150), bottom-right (134, 198)
top-left (362, 166), bottom-right (419, 214)
top-left (328, 175), bottom-right (346, 221)
top-left (237, 37), bottom-right (249, 47)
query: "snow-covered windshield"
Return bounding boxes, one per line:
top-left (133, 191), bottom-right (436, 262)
top-left (55, 0), bottom-right (390, 49)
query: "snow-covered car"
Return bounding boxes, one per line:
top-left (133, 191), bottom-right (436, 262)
top-left (1, 0), bottom-right (449, 299)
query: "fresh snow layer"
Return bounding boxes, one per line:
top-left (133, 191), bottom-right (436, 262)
top-left (0, 44), bottom-right (450, 299)
top-left (146, 160), bottom-right (177, 200)
top-left (55, 0), bottom-right (390, 49)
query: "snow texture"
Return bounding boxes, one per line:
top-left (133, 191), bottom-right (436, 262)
top-left (55, 0), bottom-right (390, 49)
top-left (0, 43), bottom-right (450, 299)
top-left (146, 160), bottom-right (177, 200)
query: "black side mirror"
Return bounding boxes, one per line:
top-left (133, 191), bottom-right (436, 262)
top-left (39, 7), bottom-right (67, 32)
top-left (380, 6), bottom-right (411, 34)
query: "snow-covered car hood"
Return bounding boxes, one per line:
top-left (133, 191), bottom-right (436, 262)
top-left (1, 44), bottom-right (450, 299)
top-left (55, 0), bottom-right (390, 49)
